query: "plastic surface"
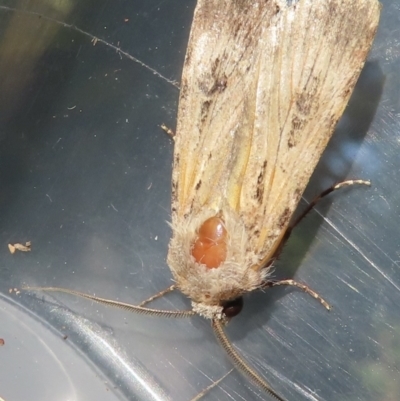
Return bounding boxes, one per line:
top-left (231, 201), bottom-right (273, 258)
top-left (0, 1), bottom-right (399, 400)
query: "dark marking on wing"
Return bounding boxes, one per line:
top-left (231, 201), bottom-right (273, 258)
top-left (288, 116), bottom-right (305, 148)
top-left (296, 93), bottom-right (312, 115)
top-left (208, 75), bottom-right (228, 95)
top-left (296, 77), bottom-right (319, 115)
top-left (195, 180), bottom-right (202, 190)
top-left (179, 80), bottom-right (189, 103)
top-left (198, 57), bottom-right (228, 96)
top-left (294, 187), bottom-right (303, 204)
top-left (171, 174), bottom-right (178, 208)
top-left (201, 100), bottom-right (211, 122)
top-left (184, 199), bottom-right (195, 220)
top-left (254, 161), bottom-right (268, 202)
top-left (278, 207), bottom-right (291, 230)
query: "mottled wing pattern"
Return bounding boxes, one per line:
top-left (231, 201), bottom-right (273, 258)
top-left (171, 0), bottom-right (380, 266)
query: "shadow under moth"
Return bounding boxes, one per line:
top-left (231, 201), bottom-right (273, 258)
top-left (25, 0), bottom-right (381, 399)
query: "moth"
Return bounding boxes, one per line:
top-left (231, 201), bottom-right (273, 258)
top-left (25, 0), bottom-right (381, 399)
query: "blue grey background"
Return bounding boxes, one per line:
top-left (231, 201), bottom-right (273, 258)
top-left (0, 1), bottom-right (398, 400)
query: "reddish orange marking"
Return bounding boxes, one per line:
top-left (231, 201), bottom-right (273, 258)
top-left (191, 216), bottom-right (227, 269)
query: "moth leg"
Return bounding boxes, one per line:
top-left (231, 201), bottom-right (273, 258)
top-left (271, 180), bottom-right (370, 262)
top-left (262, 280), bottom-right (330, 310)
top-left (266, 180), bottom-right (369, 310)
top-left (284, 179), bottom-right (370, 242)
top-left (139, 284), bottom-right (176, 307)
top-left (160, 123), bottom-right (175, 139)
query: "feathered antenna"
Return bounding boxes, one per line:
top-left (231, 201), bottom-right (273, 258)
top-left (22, 286), bottom-right (195, 318)
top-left (212, 318), bottom-right (287, 401)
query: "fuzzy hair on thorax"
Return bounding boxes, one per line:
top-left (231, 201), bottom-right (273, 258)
top-left (167, 206), bottom-right (271, 319)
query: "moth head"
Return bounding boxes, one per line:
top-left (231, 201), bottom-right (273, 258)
top-left (221, 296), bottom-right (244, 318)
top-left (191, 296), bottom-right (244, 321)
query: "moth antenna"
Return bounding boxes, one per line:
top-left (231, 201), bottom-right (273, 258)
top-left (212, 319), bottom-right (287, 401)
top-left (189, 369), bottom-right (234, 401)
top-left (22, 286), bottom-right (195, 318)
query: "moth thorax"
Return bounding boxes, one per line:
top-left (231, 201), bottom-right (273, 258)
top-left (191, 216), bottom-right (228, 269)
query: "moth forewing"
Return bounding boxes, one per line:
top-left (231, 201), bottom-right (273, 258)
top-left (168, 0), bottom-right (381, 319)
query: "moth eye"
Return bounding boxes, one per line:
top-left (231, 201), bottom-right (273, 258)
top-left (222, 297), bottom-right (244, 318)
top-left (191, 216), bottom-right (227, 268)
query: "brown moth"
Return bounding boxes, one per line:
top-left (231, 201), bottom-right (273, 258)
top-left (24, 0), bottom-right (381, 400)
top-left (169, 0), bottom-right (380, 320)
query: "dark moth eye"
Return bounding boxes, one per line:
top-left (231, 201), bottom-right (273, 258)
top-left (222, 297), bottom-right (244, 318)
